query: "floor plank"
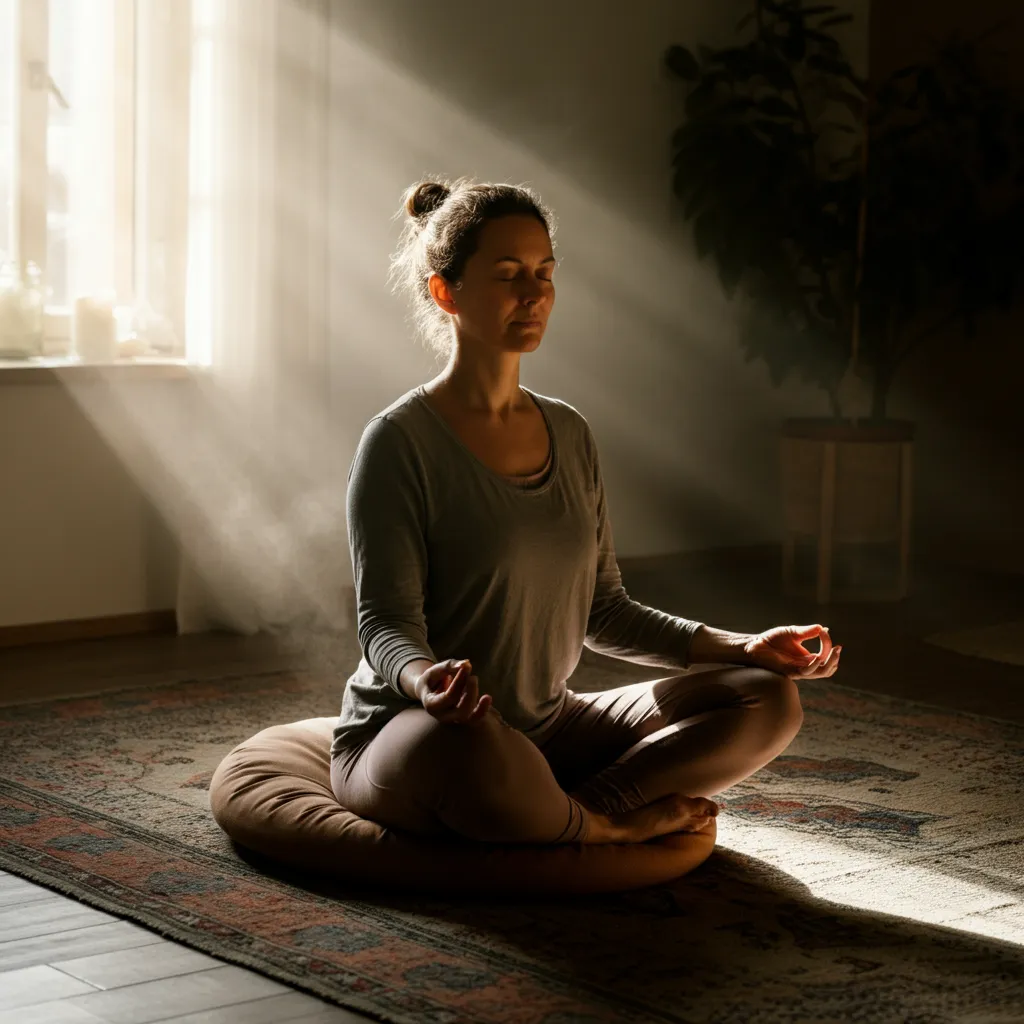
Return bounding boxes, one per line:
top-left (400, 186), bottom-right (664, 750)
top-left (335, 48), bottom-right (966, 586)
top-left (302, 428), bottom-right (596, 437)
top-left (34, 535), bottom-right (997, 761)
top-left (156, 991), bottom-right (366, 1024)
top-left (0, 877), bottom-right (62, 909)
top-left (0, 1001), bottom-right (109, 1024)
top-left (0, 899), bottom-right (118, 944)
top-left (61, 965), bottom-right (293, 1023)
top-left (0, 632), bottom-right (293, 707)
top-left (0, 920), bottom-right (164, 972)
top-left (52, 943), bottom-right (225, 990)
top-left (0, 964), bottom-right (98, 1010)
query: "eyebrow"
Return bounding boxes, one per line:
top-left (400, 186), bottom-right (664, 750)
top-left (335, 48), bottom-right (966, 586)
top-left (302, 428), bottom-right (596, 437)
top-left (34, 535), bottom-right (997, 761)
top-left (493, 256), bottom-right (557, 266)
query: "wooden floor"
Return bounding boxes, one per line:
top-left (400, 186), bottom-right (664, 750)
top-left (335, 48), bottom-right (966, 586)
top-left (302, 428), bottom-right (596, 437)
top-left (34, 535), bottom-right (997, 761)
top-left (0, 870), bottom-right (364, 1022)
top-left (2, 545), bottom-right (1023, 1021)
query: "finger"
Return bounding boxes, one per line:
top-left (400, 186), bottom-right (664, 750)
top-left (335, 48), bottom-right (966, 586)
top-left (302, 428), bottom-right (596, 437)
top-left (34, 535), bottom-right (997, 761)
top-left (452, 667), bottom-right (471, 700)
top-left (435, 664), bottom-right (468, 706)
top-left (795, 634), bottom-right (829, 665)
top-left (794, 652), bottom-right (824, 676)
top-left (792, 623), bottom-right (827, 640)
top-left (812, 628), bottom-right (833, 664)
top-left (824, 645), bottom-right (843, 675)
top-left (466, 693), bottom-right (493, 725)
top-left (454, 673), bottom-right (479, 717)
top-left (443, 664), bottom-right (465, 694)
top-left (811, 644), bottom-right (842, 678)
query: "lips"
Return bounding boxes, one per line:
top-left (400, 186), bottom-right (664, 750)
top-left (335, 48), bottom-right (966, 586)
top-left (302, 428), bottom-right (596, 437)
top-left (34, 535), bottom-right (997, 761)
top-left (513, 320), bottom-right (541, 326)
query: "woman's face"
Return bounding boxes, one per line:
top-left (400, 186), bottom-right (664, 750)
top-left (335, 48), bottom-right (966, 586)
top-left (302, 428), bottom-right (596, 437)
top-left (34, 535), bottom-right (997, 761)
top-left (430, 214), bottom-right (556, 351)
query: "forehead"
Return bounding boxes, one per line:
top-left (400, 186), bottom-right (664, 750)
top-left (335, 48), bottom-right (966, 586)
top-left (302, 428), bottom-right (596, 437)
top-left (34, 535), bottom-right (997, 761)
top-left (476, 214), bottom-right (552, 255)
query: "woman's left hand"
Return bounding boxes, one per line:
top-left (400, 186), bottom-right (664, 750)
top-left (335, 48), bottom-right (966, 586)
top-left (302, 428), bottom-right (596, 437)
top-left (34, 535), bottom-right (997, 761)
top-left (741, 624), bottom-right (842, 680)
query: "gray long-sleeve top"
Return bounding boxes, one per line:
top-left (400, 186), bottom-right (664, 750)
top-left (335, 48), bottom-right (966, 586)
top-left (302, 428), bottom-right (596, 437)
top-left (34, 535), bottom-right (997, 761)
top-left (330, 384), bottom-right (705, 758)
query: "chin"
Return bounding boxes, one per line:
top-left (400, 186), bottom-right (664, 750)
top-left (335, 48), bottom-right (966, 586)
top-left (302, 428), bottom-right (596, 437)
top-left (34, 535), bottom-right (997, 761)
top-left (514, 335), bottom-right (542, 351)
top-left (508, 326), bottom-right (544, 342)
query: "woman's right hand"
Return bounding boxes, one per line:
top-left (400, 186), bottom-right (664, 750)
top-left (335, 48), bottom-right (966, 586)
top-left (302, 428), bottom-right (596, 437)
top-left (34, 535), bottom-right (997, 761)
top-left (415, 659), bottom-right (492, 726)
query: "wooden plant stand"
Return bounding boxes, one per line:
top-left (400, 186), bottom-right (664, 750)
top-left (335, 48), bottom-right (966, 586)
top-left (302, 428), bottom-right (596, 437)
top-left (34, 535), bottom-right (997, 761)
top-left (780, 418), bottom-right (914, 604)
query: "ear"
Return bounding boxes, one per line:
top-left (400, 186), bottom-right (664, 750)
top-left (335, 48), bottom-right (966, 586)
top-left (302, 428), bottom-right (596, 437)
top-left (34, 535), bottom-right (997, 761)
top-left (428, 273), bottom-right (459, 315)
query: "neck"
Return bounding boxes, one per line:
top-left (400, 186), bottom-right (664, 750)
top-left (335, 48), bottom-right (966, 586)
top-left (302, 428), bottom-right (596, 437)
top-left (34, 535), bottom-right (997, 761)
top-left (433, 353), bottom-right (526, 420)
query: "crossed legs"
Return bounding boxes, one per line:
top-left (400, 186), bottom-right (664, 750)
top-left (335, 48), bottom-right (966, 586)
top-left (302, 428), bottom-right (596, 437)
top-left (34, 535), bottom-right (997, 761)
top-left (330, 667), bottom-right (804, 845)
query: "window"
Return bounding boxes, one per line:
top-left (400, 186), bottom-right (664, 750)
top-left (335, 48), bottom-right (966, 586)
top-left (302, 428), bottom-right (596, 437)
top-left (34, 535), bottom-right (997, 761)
top-left (1, 0), bottom-right (188, 363)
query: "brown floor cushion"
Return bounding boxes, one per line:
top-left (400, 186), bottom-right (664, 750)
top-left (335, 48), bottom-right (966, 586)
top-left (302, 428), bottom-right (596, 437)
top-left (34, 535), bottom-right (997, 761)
top-left (209, 717), bottom-right (717, 896)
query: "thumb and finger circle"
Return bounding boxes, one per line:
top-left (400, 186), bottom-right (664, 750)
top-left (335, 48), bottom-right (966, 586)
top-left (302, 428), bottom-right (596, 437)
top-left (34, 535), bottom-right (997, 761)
top-left (794, 643), bottom-right (843, 679)
top-left (429, 662), bottom-right (490, 725)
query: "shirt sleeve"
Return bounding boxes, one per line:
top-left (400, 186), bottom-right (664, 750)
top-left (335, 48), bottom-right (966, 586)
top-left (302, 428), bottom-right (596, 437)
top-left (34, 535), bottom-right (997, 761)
top-left (583, 421), bottom-right (705, 670)
top-left (347, 415), bottom-right (437, 697)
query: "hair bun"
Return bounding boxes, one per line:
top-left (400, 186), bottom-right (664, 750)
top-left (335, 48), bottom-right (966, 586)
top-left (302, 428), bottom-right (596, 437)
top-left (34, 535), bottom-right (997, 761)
top-left (406, 181), bottom-right (450, 221)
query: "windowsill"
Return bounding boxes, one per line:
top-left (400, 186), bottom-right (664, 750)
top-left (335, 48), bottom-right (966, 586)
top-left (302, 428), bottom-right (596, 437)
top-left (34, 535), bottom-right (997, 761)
top-left (0, 356), bottom-right (199, 385)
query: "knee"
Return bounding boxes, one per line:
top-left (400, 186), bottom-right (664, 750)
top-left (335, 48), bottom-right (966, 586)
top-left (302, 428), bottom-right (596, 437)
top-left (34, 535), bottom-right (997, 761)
top-left (732, 668), bottom-right (805, 749)
top-left (408, 707), bottom-right (515, 787)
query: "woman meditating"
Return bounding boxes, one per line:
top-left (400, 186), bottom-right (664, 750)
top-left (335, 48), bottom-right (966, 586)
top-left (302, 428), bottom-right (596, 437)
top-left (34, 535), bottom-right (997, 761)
top-left (330, 177), bottom-right (842, 847)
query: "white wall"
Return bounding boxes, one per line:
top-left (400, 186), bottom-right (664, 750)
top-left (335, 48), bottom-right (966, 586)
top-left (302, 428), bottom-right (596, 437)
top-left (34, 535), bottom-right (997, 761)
top-left (0, 382), bottom-right (181, 627)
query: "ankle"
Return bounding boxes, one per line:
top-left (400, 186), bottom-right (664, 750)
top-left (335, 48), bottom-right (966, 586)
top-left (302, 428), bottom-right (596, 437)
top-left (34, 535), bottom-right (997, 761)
top-left (571, 793), bottom-right (632, 845)
top-left (580, 808), bottom-right (625, 844)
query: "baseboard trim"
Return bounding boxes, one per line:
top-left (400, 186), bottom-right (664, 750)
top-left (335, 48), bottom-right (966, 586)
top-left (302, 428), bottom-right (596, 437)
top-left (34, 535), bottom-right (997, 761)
top-left (0, 610), bottom-right (178, 649)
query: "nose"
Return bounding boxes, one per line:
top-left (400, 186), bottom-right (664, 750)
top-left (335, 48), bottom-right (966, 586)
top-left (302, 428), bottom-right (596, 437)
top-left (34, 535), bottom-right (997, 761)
top-left (523, 277), bottom-right (549, 301)
top-left (522, 285), bottom-right (545, 308)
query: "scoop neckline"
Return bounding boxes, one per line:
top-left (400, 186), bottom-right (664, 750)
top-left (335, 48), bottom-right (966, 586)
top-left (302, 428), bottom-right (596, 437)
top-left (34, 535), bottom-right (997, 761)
top-left (412, 383), bottom-right (559, 494)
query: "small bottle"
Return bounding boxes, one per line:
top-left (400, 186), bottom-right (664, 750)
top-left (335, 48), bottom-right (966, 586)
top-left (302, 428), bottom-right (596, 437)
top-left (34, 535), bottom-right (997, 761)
top-left (0, 261), bottom-right (39, 359)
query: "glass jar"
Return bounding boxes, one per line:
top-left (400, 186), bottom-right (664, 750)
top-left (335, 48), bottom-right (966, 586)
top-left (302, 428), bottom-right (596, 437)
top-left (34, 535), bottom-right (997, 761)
top-left (0, 261), bottom-right (44, 359)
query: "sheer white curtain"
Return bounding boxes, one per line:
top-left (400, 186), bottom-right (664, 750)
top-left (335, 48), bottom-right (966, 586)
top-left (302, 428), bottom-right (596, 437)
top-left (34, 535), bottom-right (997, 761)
top-left (173, 0), bottom-right (344, 636)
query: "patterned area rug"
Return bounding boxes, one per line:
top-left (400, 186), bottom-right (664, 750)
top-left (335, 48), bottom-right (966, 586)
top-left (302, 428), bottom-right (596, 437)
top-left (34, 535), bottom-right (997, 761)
top-left (2, 646), bottom-right (1023, 1024)
top-left (926, 619), bottom-right (1024, 667)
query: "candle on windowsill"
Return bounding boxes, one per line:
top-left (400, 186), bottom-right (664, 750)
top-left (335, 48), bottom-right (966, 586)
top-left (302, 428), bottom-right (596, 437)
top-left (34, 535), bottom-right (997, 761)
top-left (73, 296), bottom-right (117, 362)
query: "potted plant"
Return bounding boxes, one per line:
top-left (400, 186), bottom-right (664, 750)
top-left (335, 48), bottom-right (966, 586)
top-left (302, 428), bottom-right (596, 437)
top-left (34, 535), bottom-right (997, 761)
top-left (663, 0), bottom-right (1024, 601)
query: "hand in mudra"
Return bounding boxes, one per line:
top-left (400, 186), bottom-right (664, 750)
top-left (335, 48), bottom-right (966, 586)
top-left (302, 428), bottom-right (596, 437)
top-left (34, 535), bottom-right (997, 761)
top-left (416, 659), bottom-right (492, 725)
top-left (741, 624), bottom-right (842, 680)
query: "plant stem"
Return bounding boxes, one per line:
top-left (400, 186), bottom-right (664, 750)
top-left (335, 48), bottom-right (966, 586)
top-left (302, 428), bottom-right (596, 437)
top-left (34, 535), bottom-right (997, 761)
top-left (870, 368), bottom-right (888, 420)
top-left (755, 3), bottom-right (846, 347)
top-left (871, 310), bottom-right (897, 419)
top-left (892, 311), bottom-right (957, 368)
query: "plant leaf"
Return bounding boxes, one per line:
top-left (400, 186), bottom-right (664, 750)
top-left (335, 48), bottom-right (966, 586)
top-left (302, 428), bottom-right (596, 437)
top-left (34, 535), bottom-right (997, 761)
top-left (804, 29), bottom-right (842, 51)
top-left (818, 13), bottom-right (854, 28)
top-left (821, 119), bottom-right (857, 133)
top-left (664, 45), bottom-right (700, 81)
top-left (757, 96), bottom-right (800, 118)
top-left (685, 78), bottom-right (721, 118)
top-left (781, 24), bottom-right (807, 62)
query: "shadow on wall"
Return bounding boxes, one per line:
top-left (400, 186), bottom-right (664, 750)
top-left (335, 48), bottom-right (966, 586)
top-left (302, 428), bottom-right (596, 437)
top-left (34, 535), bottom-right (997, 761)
top-left (325, 0), bottom-right (861, 561)
top-left (332, 0), bottom-right (1019, 575)
top-left (870, 0), bottom-right (1024, 575)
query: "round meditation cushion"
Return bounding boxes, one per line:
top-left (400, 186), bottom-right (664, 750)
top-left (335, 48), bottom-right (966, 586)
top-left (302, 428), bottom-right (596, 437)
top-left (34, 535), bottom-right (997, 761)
top-left (209, 717), bottom-right (717, 896)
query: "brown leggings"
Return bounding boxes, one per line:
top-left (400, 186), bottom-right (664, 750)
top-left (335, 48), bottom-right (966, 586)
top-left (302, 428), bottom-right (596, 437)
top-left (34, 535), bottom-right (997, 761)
top-left (330, 666), bottom-right (804, 844)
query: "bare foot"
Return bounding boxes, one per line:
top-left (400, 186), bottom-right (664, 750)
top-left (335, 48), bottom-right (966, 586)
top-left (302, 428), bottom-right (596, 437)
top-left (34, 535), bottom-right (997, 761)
top-left (614, 793), bottom-right (719, 843)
